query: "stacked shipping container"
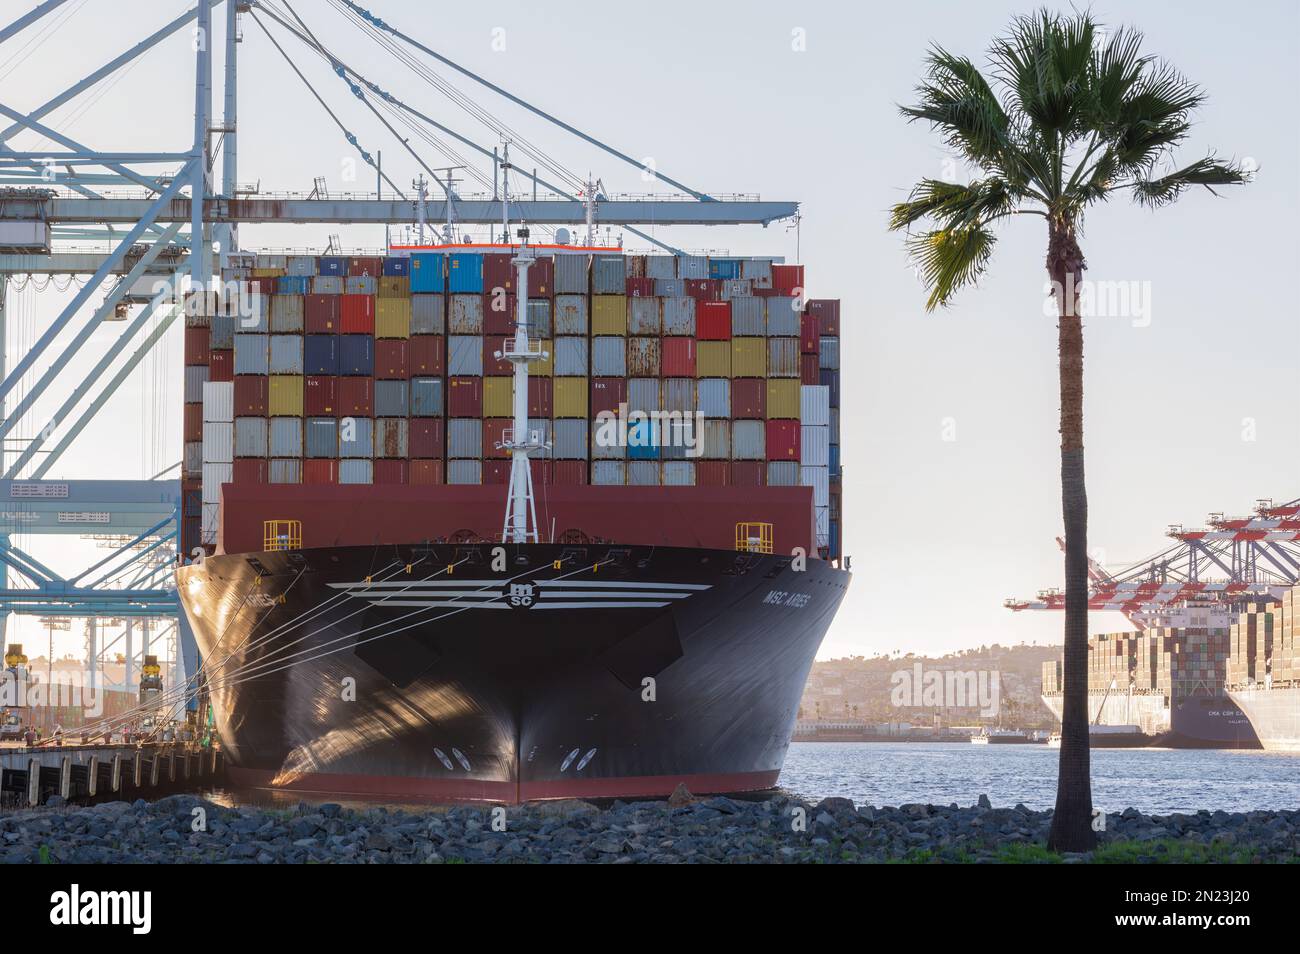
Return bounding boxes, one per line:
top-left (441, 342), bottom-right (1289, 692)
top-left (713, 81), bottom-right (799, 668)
top-left (182, 251), bottom-right (843, 560)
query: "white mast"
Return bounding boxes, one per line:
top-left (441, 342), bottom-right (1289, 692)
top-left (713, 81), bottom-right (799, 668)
top-left (412, 174), bottom-right (428, 245)
top-left (583, 173), bottom-right (597, 246)
top-left (496, 147), bottom-right (548, 543)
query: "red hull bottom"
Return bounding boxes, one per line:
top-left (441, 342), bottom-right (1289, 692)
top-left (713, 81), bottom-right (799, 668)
top-left (226, 765), bottom-right (781, 804)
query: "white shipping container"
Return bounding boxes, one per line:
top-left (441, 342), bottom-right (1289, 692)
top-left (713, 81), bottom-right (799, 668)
top-left (801, 465), bottom-right (830, 508)
top-left (800, 425), bottom-right (830, 466)
top-left (339, 459), bottom-right (373, 485)
top-left (627, 461), bottom-right (660, 486)
top-left (270, 417), bottom-right (304, 457)
top-left (184, 365), bottom-right (209, 403)
top-left (552, 419), bottom-right (588, 459)
top-left (269, 459), bottom-right (302, 484)
top-left (800, 385), bottom-right (830, 426)
top-left (697, 379), bottom-right (730, 418)
top-left (700, 420), bottom-right (730, 459)
top-left (819, 336), bottom-right (840, 370)
top-left (591, 420), bottom-right (626, 459)
top-left (447, 460), bottom-right (482, 484)
top-left (202, 382), bottom-right (234, 423)
top-left (201, 462), bottom-right (232, 504)
top-left (731, 420), bottom-right (765, 460)
top-left (202, 422), bottom-right (233, 464)
top-left (234, 417), bottom-right (268, 457)
top-left (591, 461), bottom-right (626, 485)
top-left (661, 461), bottom-right (695, 486)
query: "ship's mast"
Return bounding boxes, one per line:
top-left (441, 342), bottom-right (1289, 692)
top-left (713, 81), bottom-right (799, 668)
top-left (412, 173), bottom-right (429, 245)
top-left (584, 173), bottom-right (597, 246)
top-left (497, 147), bottom-right (548, 543)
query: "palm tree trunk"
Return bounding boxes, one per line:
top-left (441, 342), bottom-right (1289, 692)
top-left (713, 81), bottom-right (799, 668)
top-left (1046, 221), bottom-right (1097, 853)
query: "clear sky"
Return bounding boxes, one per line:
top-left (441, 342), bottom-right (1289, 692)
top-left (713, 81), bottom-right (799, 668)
top-left (4, 0), bottom-right (1297, 662)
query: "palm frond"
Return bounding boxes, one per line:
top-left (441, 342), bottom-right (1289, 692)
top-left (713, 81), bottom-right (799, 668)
top-left (904, 227), bottom-right (997, 311)
top-left (900, 45), bottom-right (1012, 173)
top-left (888, 177), bottom-right (1019, 232)
top-left (990, 9), bottom-right (1095, 137)
top-left (1131, 155), bottom-right (1253, 207)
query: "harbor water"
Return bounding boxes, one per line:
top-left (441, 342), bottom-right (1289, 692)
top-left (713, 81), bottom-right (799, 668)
top-left (780, 742), bottom-right (1299, 815)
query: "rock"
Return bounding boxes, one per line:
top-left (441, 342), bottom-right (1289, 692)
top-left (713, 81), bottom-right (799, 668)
top-left (45, 796), bottom-right (65, 809)
top-left (667, 784), bottom-right (694, 807)
top-left (977, 794), bottom-right (992, 809)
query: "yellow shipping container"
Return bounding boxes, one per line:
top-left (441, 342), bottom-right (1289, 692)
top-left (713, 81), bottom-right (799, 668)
top-left (554, 376), bottom-right (589, 418)
top-left (591, 295), bottom-right (626, 335)
top-left (268, 375), bottom-right (304, 416)
top-left (696, 341), bottom-right (731, 377)
top-left (375, 298), bottom-right (411, 339)
top-left (766, 378), bottom-right (801, 419)
top-left (484, 377), bottom-right (513, 417)
top-left (528, 339), bottom-right (554, 377)
top-left (251, 267), bottom-right (286, 278)
top-left (378, 275), bottom-right (410, 299)
top-left (731, 337), bottom-right (766, 377)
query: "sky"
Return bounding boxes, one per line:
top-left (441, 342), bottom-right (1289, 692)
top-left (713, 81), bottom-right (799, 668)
top-left (2, 0), bottom-right (1297, 663)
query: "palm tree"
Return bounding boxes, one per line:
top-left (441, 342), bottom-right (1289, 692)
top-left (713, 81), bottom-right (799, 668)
top-left (889, 10), bottom-right (1247, 851)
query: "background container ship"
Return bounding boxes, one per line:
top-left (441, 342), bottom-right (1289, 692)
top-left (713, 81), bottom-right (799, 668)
top-left (1227, 586), bottom-right (1300, 751)
top-left (175, 245), bottom-right (850, 801)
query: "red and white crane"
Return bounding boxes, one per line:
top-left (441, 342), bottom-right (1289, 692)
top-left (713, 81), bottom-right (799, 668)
top-left (1006, 495), bottom-right (1300, 628)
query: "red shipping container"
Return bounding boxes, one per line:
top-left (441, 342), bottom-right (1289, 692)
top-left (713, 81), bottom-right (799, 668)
top-left (482, 292), bottom-right (515, 335)
top-left (528, 377), bottom-right (553, 417)
top-left (684, 278), bottom-right (721, 301)
top-left (338, 377), bottom-right (374, 416)
top-left (233, 375), bottom-right (269, 416)
top-left (590, 378), bottom-right (627, 416)
top-left (801, 353), bottom-right (820, 386)
top-left (800, 312), bottom-right (820, 354)
top-left (374, 459), bottom-right (407, 484)
top-left (305, 294), bottom-right (341, 333)
top-left (184, 325), bottom-right (210, 365)
top-left (482, 460), bottom-right (509, 484)
top-left (696, 301), bottom-right (731, 340)
top-left (305, 376), bottom-right (338, 416)
top-left (806, 299), bottom-right (840, 336)
top-left (625, 276), bottom-right (655, 298)
top-left (553, 460), bottom-right (587, 485)
top-left (483, 253), bottom-right (515, 295)
top-left (528, 257), bottom-right (554, 298)
top-left (209, 349), bottom-right (234, 382)
top-left (730, 461), bottom-right (767, 486)
top-left (409, 335), bottom-right (445, 376)
top-left (341, 294), bottom-right (375, 334)
top-left (184, 404), bottom-right (203, 442)
top-left (696, 461), bottom-right (730, 487)
top-left (409, 459), bottom-right (444, 486)
top-left (447, 376), bottom-right (483, 417)
top-left (482, 418), bottom-right (511, 459)
top-left (731, 378), bottom-right (766, 418)
top-left (772, 264), bottom-right (804, 296)
top-left (303, 459), bottom-right (338, 484)
top-left (485, 460), bottom-right (554, 484)
top-left (248, 277), bottom-right (276, 295)
top-left (233, 458), bottom-right (268, 484)
top-left (375, 339), bottom-right (409, 379)
top-left (483, 337), bottom-right (513, 376)
top-left (661, 338), bottom-right (696, 377)
top-left (348, 256), bottom-right (383, 277)
top-left (766, 420), bottom-right (800, 461)
top-left (409, 418), bottom-right (445, 458)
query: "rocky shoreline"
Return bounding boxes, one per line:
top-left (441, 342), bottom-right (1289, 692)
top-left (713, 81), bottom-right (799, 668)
top-left (3, 791), bottom-right (1296, 863)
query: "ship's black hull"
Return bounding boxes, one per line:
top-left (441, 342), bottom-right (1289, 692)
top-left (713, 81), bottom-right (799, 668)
top-left (177, 543), bottom-right (849, 801)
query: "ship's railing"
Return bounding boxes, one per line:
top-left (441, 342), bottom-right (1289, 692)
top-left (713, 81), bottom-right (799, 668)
top-left (263, 519), bottom-right (302, 552)
top-left (736, 522), bottom-right (773, 555)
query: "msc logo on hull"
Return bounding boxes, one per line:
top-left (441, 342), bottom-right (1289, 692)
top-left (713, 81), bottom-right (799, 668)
top-left (327, 578), bottom-right (712, 612)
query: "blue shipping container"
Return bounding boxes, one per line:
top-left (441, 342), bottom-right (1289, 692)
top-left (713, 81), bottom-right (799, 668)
top-left (447, 253), bottom-right (483, 293)
top-left (277, 275), bottom-right (310, 295)
top-left (829, 443), bottom-right (841, 478)
top-left (375, 380), bottom-right (409, 417)
top-left (819, 368), bottom-right (839, 407)
top-left (708, 258), bottom-right (742, 280)
top-left (410, 377), bottom-right (444, 417)
top-left (626, 419), bottom-right (660, 460)
top-left (304, 335), bottom-right (339, 375)
top-left (382, 256), bottom-right (410, 276)
top-left (410, 253), bottom-right (445, 292)
top-left (339, 335), bottom-right (374, 376)
top-left (319, 256), bottom-right (346, 276)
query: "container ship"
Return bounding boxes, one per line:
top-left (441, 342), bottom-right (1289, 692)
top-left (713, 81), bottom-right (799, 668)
top-left (1227, 586), bottom-right (1300, 752)
top-left (1040, 602), bottom-right (1261, 748)
top-left (174, 242), bottom-right (850, 801)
